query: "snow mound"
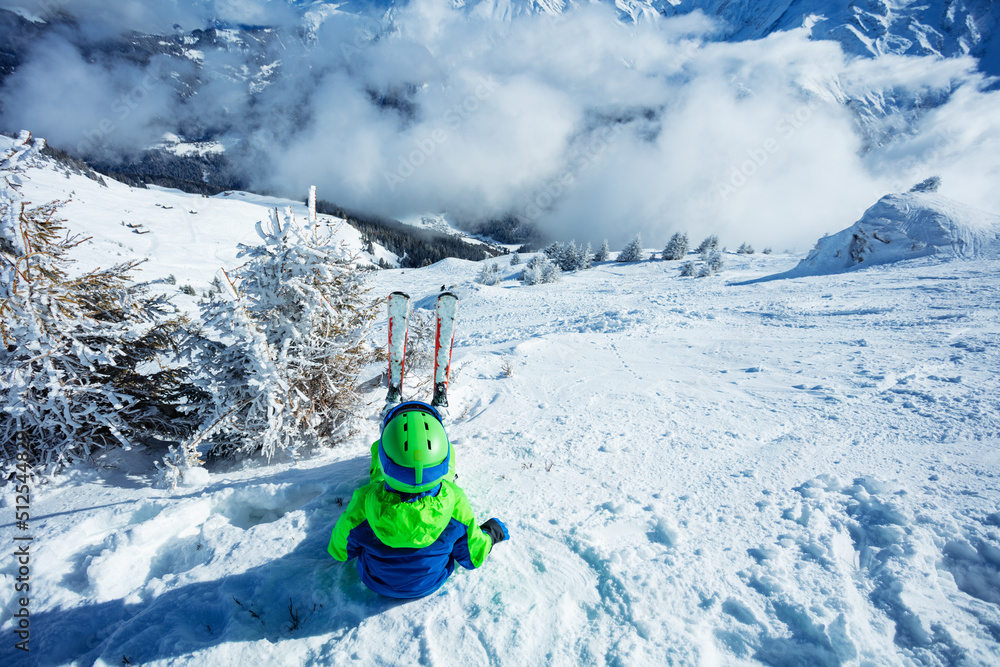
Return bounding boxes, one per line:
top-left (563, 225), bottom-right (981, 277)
top-left (751, 192), bottom-right (1000, 282)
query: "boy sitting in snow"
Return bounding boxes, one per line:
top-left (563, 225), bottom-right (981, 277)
top-left (328, 401), bottom-right (509, 598)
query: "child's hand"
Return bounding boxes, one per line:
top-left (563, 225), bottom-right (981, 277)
top-left (480, 518), bottom-right (509, 545)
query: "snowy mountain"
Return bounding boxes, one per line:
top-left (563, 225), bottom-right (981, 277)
top-left (2, 137), bottom-right (1000, 664)
top-left (289, 0), bottom-right (1000, 72)
top-left (648, 0), bottom-right (999, 71)
top-left (1, 0), bottom-right (998, 249)
top-left (289, 0), bottom-right (1000, 70)
top-left (752, 188), bottom-right (1000, 281)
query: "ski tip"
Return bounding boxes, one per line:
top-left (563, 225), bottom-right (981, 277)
top-left (389, 291), bottom-right (411, 299)
top-left (437, 291), bottom-right (459, 301)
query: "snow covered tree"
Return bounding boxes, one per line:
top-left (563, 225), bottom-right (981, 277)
top-left (695, 234), bottom-right (719, 255)
top-left (186, 207), bottom-right (378, 462)
top-left (762, 247), bottom-right (773, 255)
top-left (519, 255), bottom-right (561, 285)
top-left (510, 251), bottom-right (521, 266)
top-left (539, 241), bottom-right (592, 272)
top-left (595, 239), bottom-right (610, 262)
top-left (698, 249), bottom-right (724, 277)
top-left (1, 181), bottom-right (202, 474)
top-left (679, 261), bottom-right (696, 277)
top-left (737, 242), bottom-right (755, 255)
top-left (477, 262), bottom-right (502, 285)
top-left (546, 241), bottom-right (569, 270)
top-left (564, 242), bottom-right (581, 271)
top-left (569, 244), bottom-right (581, 268)
top-left (662, 232), bottom-right (688, 260)
top-left (616, 234), bottom-right (644, 263)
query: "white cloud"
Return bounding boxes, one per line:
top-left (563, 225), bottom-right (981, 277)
top-left (2, 2), bottom-right (998, 250)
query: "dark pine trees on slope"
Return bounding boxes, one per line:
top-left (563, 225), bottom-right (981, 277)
top-left (316, 200), bottom-right (503, 267)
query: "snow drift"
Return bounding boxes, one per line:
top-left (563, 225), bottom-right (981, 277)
top-left (747, 191), bottom-right (1000, 282)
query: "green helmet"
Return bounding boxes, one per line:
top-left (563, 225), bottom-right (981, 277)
top-left (378, 402), bottom-right (451, 494)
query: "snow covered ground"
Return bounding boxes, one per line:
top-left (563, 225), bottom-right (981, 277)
top-left (2, 145), bottom-right (1000, 665)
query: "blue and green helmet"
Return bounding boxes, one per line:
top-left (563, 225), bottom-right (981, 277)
top-left (378, 401), bottom-right (451, 493)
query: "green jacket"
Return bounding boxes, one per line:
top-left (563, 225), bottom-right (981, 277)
top-left (328, 441), bottom-right (494, 598)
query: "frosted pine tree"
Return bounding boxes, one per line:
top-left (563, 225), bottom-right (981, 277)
top-left (698, 249), bottom-right (724, 276)
top-left (540, 242), bottom-right (590, 272)
top-left (1, 144), bottom-right (201, 474)
top-left (188, 207), bottom-right (378, 462)
top-left (520, 255), bottom-right (561, 285)
top-left (616, 234), bottom-right (644, 263)
top-left (696, 234), bottom-right (719, 255)
top-left (662, 232), bottom-right (688, 260)
top-left (595, 239), bottom-right (611, 262)
top-left (477, 262), bottom-right (502, 285)
top-left (560, 241), bottom-right (579, 271)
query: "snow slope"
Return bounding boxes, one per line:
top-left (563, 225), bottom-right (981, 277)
top-left (0, 133), bottom-right (370, 303)
top-left (2, 147), bottom-right (1000, 665)
top-left (751, 190), bottom-right (1000, 282)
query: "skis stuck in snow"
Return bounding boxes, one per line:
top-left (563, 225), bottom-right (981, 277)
top-left (385, 291), bottom-right (411, 410)
top-left (382, 290), bottom-right (459, 417)
top-left (432, 292), bottom-right (458, 408)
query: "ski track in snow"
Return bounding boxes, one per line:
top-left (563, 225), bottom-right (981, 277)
top-left (2, 150), bottom-right (1000, 665)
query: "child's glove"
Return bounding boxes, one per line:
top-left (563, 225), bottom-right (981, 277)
top-left (480, 518), bottom-right (509, 545)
